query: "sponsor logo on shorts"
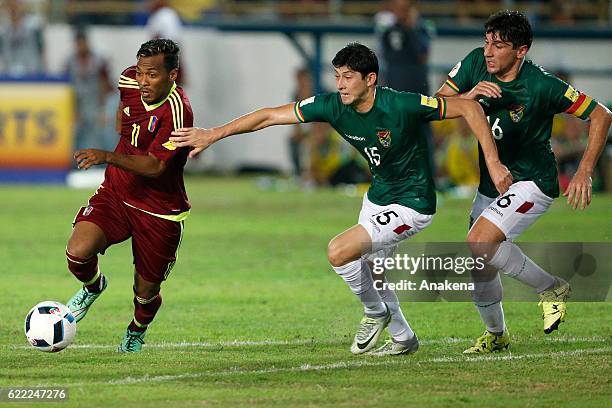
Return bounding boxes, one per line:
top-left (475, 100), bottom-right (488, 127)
top-left (369, 219), bottom-right (381, 233)
top-left (487, 206), bottom-right (504, 217)
top-left (83, 206), bottom-right (93, 216)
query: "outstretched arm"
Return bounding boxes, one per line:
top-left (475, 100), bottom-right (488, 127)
top-left (435, 81), bottom-right (502, 100)
top-left (564, 103), bottom-right (612, 210)
top-left (74, 150), bottom-right (166, 178)
top-left (444, 98), bottom-right (512, 194)
top-left (170, 103), bottom-right (300, 158)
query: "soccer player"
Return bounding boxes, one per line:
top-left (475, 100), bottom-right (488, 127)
top-left (169, 43), bottom-right (512, 356)
top-left (435, 10), bottom-right (611, 353)
top-left (65, 39), bottom-right (194, 353)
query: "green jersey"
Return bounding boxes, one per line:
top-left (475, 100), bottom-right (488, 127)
top-left (445, 47), bottom-right (598, 198)
top-left (295, 87), bottom-right (447, 214)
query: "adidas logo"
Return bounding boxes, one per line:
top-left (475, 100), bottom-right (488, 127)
top-left (123, 106), bottom-right (130, 116)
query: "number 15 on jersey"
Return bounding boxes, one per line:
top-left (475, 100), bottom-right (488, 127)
top-left (364, 147), bottom-right (381, 166)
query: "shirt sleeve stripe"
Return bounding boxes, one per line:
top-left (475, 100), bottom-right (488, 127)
top-left (294, 102), bottom-right (305, 122)
top-left (168, 93), bottom-right (179, 130)
top-left (565, 93), bottom-right (586, 114)
top-left (118, 84), bottom-right (140, 89)
top-left (446, 79), bottom-right (460, 93)
top-left (576, 99), bottom-right (597, 120)
top-left (170, 95), bottom-right (180, 130)
top-left (572, 95), bottom-right (594, 118)
top-left (174, 91), bottom-right (184, 127)
top-left (120, 75), bottom-right (138, 84)
top-left (437, 97), bottom-right (446, 120)
top-left (169, 91), bottom-right (184, 130)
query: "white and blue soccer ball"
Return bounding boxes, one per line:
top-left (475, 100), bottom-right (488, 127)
top-left (24, 301), bottom-right (76, 352)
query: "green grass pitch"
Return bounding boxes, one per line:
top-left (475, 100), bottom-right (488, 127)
top-left (1, 177), bottom-right (610, 407)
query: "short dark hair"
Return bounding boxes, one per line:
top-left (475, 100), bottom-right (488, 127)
top-left (137, 38), bottom-right (180, 72)
top-left (332, 42), bottom-right (379, 83)
top-left (484, 10), bottom-right (533, 49)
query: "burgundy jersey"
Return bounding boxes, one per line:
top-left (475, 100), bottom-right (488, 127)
top-left (103, 66), bottom-right (193, 217)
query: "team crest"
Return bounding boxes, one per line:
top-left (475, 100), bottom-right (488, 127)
top-left (148, 115), bottom-right (158, 132)
top-left (82, 205), bottom-right (93, 216)
top-left (377, 130), bottom-right (392, 148)
top-left (508, 104), bottom-right (525, 123)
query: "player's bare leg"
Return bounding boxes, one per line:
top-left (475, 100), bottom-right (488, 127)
top-left (328, 225), bottom-right (391, 354)
top-left (66, 221), bottom-right (109, 322)
top-left (118, 272), bottom-right (162, 353)
top-left (468, 217), bottom-right (570, 335)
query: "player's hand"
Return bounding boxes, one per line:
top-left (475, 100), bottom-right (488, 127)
top-left (170, 127), bottom-right (217, 159)
top-left (563, 169), bottom-right (592, 210)
top-left (465, 81), bottom-right (502, 100)
top-left (488, 161), bottom-right (513, 195)
top-left (74, 149), bottom-right (109, 170)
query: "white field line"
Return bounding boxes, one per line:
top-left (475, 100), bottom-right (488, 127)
top-left (57, 346), bottom-right (611, 387)
top-left (10, 335), bottom-right (610, 350)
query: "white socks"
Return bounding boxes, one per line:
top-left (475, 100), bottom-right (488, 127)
top-left (472, 273), bottom-right (506, 334)
top-left (332, 259), bottom-right (386, 316)
top-left (332, 259), bottom-right (415, 341)
top-left (376, 276), bottom-right (415, 341)
top-left (489, 241), bottom-right (556, 293)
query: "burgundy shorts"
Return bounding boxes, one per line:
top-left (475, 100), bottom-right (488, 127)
top-left (73, 187), bottom-right (184, 283)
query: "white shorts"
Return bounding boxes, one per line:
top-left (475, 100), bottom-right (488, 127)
top-left (358, 193), bottom-right (433, 261)
top-left (470, 181), bottom-right (554, 240)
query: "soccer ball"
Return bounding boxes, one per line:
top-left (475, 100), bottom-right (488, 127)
top-left (24, 301), bottom-right (76, 352)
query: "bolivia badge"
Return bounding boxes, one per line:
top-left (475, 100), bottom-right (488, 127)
top-left (508, 104), bottom-right (525, 123)
top-left (377, 129), bottom-right (392, 148)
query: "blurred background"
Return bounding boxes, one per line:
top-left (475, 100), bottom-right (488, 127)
top-left (0, 0), bottom-right (611, 196)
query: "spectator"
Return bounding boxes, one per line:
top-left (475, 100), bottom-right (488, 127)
top-left (380, 0), bottom-right (436, 185)
top-left (288, 67), bottom-right (313, 179)
top-left (0, 0), bottom-right (45, 76)
top-left (552, 114), bottom-right (588, 192)
top-left (65, 27), bottom-right (114, 152)
top-left (380, 0), bottom-right (433, 95)
top-left (146, 0), bottom-right (186, 85)
top-left (307, 122), bottom-right (370, 187)
top-left (444, 118), bottom-right (480, 189)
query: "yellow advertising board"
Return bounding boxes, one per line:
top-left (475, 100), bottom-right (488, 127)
top-left (0, 81), bottom-right (74, 168)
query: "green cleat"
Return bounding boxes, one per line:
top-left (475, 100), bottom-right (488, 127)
top-left (66, 275), bottom-right (108, 323)
top-left (463, 330), bottom-right (510, 354)
top-left (117, 329), bottom-right (146, 353)
top-left (539, 279), bottom-right (571, 334)
top-left (350, 304), bottom-right (391, 355)
top-left (370, 335), bottom-right (419, 356)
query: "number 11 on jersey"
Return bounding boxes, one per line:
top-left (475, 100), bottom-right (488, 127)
top-left (131, 123), bottom-right (140, 147)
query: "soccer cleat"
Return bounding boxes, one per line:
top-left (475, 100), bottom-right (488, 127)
top-left (463, 330), bottom-right (510, 354)
top-left (66, 274), bottom-right (108, 323)
top-left (370, 335), bottom-right (419, 356)
top-left (350, 304), bottom-right (391, 355)
top-left (117, 329), bottom-right (146, 353)
top-left (539, 278), bottom-right (571, 334)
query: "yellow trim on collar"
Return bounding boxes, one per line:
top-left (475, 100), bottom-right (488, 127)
top-left (141, 82), bottom-right (178, 112)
